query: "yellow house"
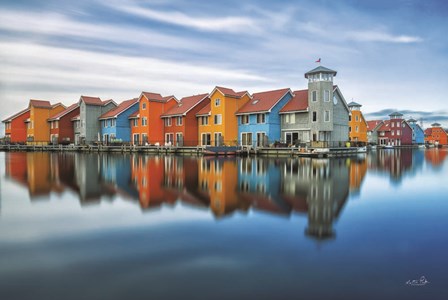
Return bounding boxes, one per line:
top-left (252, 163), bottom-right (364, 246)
top-left (26, 100), bottom-right (66, 145)
top-left (348, 101), bottom-right (368, 144)
top-left (197, 86), bottom-right (251, 146)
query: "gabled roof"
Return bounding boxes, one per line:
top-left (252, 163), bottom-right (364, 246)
top-left (80, 95), bottom-right (102, 105)
top-left (236, 88), bottom-right (292, 115)
top-left (211, 86), bottom-right (250, 98)
top-left (48, 103), bottom-right (79, 121)
top-left (431, 122), bottom-right (441, 127)
top-left (389, 111), bottom-right (403, 118)
top-left (196, 103), bottom-right (211, 116)
top-left (348, 101), bottom-right (362, 107)
top-left (378, 120), bottom-right (392, 132)
top-left (29, 99), bottom-right (51, 108)
top-left (162, 93), bottom-right (209, 118)
top-left (279, 89), bottom-right (308, 113)
top-left (140, 92), bottom-right (178, 103)
top-left (2, 107), bottom-right (30, 123)
top-left (304, 66), bottom-right (337, 78)
top-left (128, 111), bottom-right (139, 119)
top-left (366, 120), bottom-right (384, 131)
top-left (98, 98), bottom-right (138, 120)
top-left (102, 99), bottom-right (117, 106)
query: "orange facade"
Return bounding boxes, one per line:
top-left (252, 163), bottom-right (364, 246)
top-left (27, 100), bottom-right (66, 144)
top-left (348, 108), bottom-right (368, 143)
top-left (197, 87), bottom-right (251, 146)
top-left (2, 108), bottom-right (30, 143)
top-left (425, 125), bottom-right (448, 145)
top-left (131, 92), bottom-right (177, 145)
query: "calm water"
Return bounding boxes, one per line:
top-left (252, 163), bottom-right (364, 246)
top-left (0, 149), bottom-right (447, 300)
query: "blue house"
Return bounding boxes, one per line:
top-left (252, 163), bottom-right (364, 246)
top-left (408, 118), bottom-right (425, 144)
top-left (99, 98), bottom-right (139, 143)
top-left (236, 88), bottom-right (293, 147)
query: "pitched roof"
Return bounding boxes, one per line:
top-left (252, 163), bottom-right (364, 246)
top-left (2, 107), bottom-right (30, 123)
top-left (304, 66), bottom-right (337, 78)
top-left (102, 99), bottom-right (116, 106)
top-left (196, 103), bottom-right (211, 116)
top-left (99, 98), bottom-right (138, 119)
top-left (431, 122), bottom-right (441, 127)
top-left (162, 94), bottom-right (209, 117)
top-left (48, 103), bottom-right (79, 121)
top-left (279, 89), bottom-right (308, 113)
top-left (128, 111), bottom-right (139, 119)
top-left (29, 99), bottom-right (52, 108)
top-left (80, 96), bottom-right (102, 105)
top-left (378, 120), bottom-right (392, 132)
top-left (213, 86), bottom-right (249, 98)
top-left (348, 101), bottom-right (362, 107)
top-left (389, 111), bottom-right (403, 117)
top-left (236, 88), bottom-right (291, 115)
top-left (366, 120), bottom-right (383, 131)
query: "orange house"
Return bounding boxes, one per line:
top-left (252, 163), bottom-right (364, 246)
top-left (2, 107), bottom-right (30, 143)
top-left (197, 86), bottom-right (251, 146)
top-left (424, 123), bottom-right (448, 145)
top-left (348, 101), bottom-right (368, 144)
top-left (161, 93), bottom-right (209, 146)
top-left (26, 100), bottom-right (66, 144)
top-left (130, 92), bottom-right (178, 145)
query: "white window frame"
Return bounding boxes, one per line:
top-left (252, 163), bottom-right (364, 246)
top-left (241, 115), bottom-right (249, 124)
top-left (214, 114), bottom-right (222, 125)
top-left (312, 90), bottom-right (317, 102)
top-left (324, 90), bottom-right (330, 102)
top-left (176, 116), bottom-right (183, 126)
top-left (312, 111), bottom-right (317, 122)
top-left (256, 113), bottom-right (265, 124)
top-left (324, 110), bottom-right (330, 122)
top-left (164, 118), bottom-right (171, 127)
top-left (215, 98), bottom-right (221, 107)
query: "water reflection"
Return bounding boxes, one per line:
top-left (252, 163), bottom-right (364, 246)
top-left (3, 149), bottom-right (448, 240)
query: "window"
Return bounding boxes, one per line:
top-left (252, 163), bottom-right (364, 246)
top-left (214, 132), bottom-right (222, 146)
top-left (215, 98), bottom-right (221, 106)
top-left (142, 117), bottom-right (148, 126)
top-left (312, 91), bottom-right (317, 102)
top-left (165, 133), bottom-right (174, 144)
top-left (397, 130), bottom-right (400, 136)
top-left (324, 90), bottom-right (330, 102)
top-left (355, 115), bottom-right (359, 122)
top-left (312, 111), bottom-right (317, 122)
top-left (133, 119), bottom-right (138, 127)
top-left (164, 118), bottom-right (171, 126)
top-left (392, 131), bottom-right (395, 136)
top-left (142, 103), bottom-right (146, 110)
top-left (241, 132), bottom-right (252, 146)
top-left (284, 114), bottom-right (295, 124)
top-left (176, 116), bottom-right (183, 126)
top-left (200, 116), bottom-right (208, 125)
top-left (241, 115), bottom-right (249, 124)
top-left (349, 126), bottom-right (352, 132)
top-left (257, 132), bottom-right (266, 147)
top-left (256, 113), bottom-right (265, 124)
top-left (176, 133), bottom-right (183, 145)
top-left (391, 122), bottom-right (395, 128)
top-left (397, 122), bottom-right (400, 127)
top-left (201, 133), bottom-right (211, 146)
top-left (349, 115), bottom-right (351, 121)
top-left (214, 114), bottom-right (222, 125)
top-left (324, 110), bottom-right (330, 122)
top-left (111, 119), bottom-right (116, 127)
top-left (355, 126), bottom-right (359, 132)
top-left (402, 123), bottom-right (406, 128)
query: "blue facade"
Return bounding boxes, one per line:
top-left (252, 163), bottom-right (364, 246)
top-left (409, 123), bottom-right (424, 144)
top-left (100, 102), bottom-right (139, 142)
top-left (238, 92), bottom-right (292, 147)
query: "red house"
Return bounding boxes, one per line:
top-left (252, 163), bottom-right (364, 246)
top-left (377, 112), bottom-right (413, 146)
top-left (47, 103), bottom-right (80, 144)
top-left (2, 107), bottom-right (30, 143)
top-left (160, 93), bottom-right (209, 146)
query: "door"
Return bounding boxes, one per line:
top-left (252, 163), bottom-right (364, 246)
top-left (214, 133), bottom-right (222, 146)
top-left (133, 134), bottom-right (140, 145)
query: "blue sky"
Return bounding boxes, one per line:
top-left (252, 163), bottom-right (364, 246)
top-left (1, 0), bottom-right (448, 135)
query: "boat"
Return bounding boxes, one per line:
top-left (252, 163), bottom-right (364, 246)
top-left (357, 146), bottom-right (367, 153)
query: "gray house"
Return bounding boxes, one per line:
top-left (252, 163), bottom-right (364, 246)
top-left (366, 120), bottom-right (384, 145)
top-left (73, 96), bottom-right (117, 145)
top-left (279, 66), bottom-right (350, 147)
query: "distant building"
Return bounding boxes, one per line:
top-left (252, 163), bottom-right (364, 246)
top-left (347, 101), bottom-right (368, 145)
top-left (99, 98), bottom-right (139, 144)
top-left (26, 100), bottom-right (66, 145)
top-left (47, 103), bottom-right (80, 144)
top-left (407, 118), bottom-right (425, 145)
top-left (74, 96), bottom-right (117, 145)
top-left (424, 122), bottom-right (448, 145)
top-left (236, 88), bottom-right (293, 147)
top-left (161, 93), bottom-right (209, 146)
top-left (196, 86), bottom-right (251, 147)
top-left (2, 107), bottom-right (30, 143)
top-left (366, 120), bottom-right (384, 145)
top-left (279, 66), bottom-right (350, 147)
top-left (130, 92), bottom-right (178, 145)
top-left (377, 112), bottom-right (413, 146)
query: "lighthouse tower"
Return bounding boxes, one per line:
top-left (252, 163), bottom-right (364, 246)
top-left (305, 66), bottom-right (338, 146)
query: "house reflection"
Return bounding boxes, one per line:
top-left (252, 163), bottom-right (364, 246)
top-left (425, 149), bottom-right (448, 168)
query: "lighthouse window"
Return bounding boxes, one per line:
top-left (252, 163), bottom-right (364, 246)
top-left (324, 90), bottom-right (330, 102)
top-left (312, 91), bottom-right (317, 102)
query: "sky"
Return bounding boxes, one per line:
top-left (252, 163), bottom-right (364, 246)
top-left (1, 0), bottom-right (448, 136)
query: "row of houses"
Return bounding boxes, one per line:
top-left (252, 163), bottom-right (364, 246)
top-left (3, 65), bottom-right (447, 147)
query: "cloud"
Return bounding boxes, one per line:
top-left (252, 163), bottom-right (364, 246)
top-left (111, 3), bottom-right (258, 33)
top-left (345, 30), bottom-right (423, 43)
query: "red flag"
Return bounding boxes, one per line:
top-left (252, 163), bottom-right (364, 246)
top-left (315, 58), bottom-right (321, 63)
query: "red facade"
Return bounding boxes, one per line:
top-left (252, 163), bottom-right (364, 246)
top-left (3, 108), bottom-right (30, 143)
